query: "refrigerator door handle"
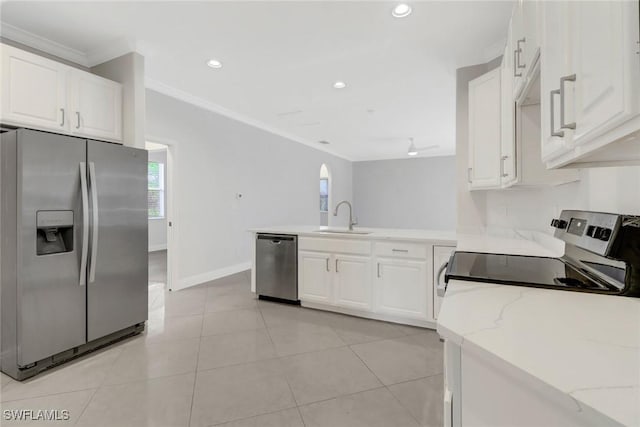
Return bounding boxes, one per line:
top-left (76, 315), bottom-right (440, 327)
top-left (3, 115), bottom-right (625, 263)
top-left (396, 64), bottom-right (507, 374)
top-left (88, 162), bottom-right (99, 283)
top-left (79, 162), bottom-right (89, 286)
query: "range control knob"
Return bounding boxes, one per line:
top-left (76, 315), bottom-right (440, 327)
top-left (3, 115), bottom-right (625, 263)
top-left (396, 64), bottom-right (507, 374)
top-left (594, 227), bottom-right (612, 241)
top-left (586, 225), bottom-right (597, 237)
top-left (551, 219), bottom-right (568, 229)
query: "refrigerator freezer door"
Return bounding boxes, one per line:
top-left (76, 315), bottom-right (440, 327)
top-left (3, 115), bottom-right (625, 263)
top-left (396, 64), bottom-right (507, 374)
top-left (86, 140), bottom-right (148, 341)
top-left (17, 129), bottom-right (87, 366)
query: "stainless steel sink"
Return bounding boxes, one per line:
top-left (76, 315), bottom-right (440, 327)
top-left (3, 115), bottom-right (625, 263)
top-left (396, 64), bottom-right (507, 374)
top-left (313, 229), bottom-right (371, 235)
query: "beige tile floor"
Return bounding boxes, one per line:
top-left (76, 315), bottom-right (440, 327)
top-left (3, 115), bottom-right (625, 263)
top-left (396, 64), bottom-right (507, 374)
top-left (0, 268), bottom-right (444, 427)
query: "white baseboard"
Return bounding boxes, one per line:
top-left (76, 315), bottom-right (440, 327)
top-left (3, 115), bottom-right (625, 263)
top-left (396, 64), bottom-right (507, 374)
top-left (301, 301), bottom-right (437, 330)
top-left (148, 244), bottom-right (167, 252)
top-left (173, 261), bottom-right (251, 291)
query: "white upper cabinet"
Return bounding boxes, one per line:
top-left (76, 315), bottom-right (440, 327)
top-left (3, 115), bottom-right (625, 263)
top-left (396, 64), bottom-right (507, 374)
top-left (333, 255), bottom-right (372, 311)
top-left (521, 0), bottom-right (541, 74)
top-left (1, 44), bottom-right (68, 132)
top-left (540, 1), bottom-right (574, 162)
top-left (468, 68), bottom-right (502, 190)
top-left (538, 0), bottom-right (640, 167)
top-left (510, 4), bottom-right (526, 97)
top-left (501, 43), bottom-right (517, 186)
top-left (69, 70), bottom-right (122, 142)
top-left (0, 43), bottom-right (123, 143)
top-left (570, 1), bottom-right (640, 148)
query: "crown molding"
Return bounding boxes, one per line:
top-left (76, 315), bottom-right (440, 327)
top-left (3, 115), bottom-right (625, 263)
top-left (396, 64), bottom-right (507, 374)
top-left (145, 78), bottom-right (352, 162)
top-left (0, 22), bottom-right (90, 67)
top-left (86, 38), bottom-right (150, 67)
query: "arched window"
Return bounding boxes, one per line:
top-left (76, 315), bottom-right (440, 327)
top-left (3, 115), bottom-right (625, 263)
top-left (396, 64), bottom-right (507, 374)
top-left (320, 164), bottom-right (330, 226)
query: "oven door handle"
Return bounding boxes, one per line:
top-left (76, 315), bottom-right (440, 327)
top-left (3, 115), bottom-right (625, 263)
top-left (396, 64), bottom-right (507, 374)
top-left (436, 262), bottom-right (449, 297)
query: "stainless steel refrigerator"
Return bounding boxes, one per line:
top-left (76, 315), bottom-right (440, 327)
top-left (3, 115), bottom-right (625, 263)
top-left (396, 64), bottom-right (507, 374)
top-left (1, 128), bottom-right (148, 380)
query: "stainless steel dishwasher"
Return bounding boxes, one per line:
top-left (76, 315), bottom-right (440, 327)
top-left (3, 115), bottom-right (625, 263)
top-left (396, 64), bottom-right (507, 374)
top-left (255, 234), bottom-right (299, 303)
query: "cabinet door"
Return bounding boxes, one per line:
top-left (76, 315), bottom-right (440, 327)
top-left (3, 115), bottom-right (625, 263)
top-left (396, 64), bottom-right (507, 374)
top-left (334, 255), bottom-right (372, 311)
top-left (540, 1), bottom-right (573, 161)
top-left (510, 4), bottom-right (526, 97)
top-left (1, 44), bottom-right (68, 132)
top-left (468, 68), bottom-right (502, 190)
top-left (433, 246), bottom-right (455, 321)
top-left (500, 44), bottom-right (517, 187)
top-left (570, 0), bottom-right (640, 146)
top-left (299, 251), bottom-right (332, 304)
top-left (70, 70), bottom-right (122, 142)
top-left (522, 0), bottom-right (541, 73)
top-left (375, 258), bottom-right (428, 320)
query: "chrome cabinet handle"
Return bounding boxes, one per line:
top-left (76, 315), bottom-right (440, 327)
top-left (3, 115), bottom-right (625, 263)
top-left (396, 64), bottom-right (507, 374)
top-left (377, 262), bottom-right (381, 278)
top-left (79, 163), bottom-right (89, 286)
top-left (513, 50), bottom-right (522, 77)
top-left (76, 112), bottom-right (81, 129)
top-left (436, 262), bottom-right (449, 297)
top-left (335, 258), bottom-right (339, 273)
top-left (392, 249), bottom-right (409, 253)
top-left (516, 38), bottom-right (526, 69)
top-left (467, 167), bottom-right (472, 184)
top-left (560, 74), bottom-right (576, 130)
top-left (501, 155), bottom-right (509, 178)
top-left (60, 108), bottom-right (65, 126)
top-left (326, 258), bottom-right (330, 272)
top-left (88, 162), bottom-right (99, 283)
top-left (550, 90), bottom-right (565, 138)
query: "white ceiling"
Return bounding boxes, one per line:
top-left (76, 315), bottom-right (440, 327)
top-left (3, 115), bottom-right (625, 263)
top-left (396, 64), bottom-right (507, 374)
top-left (0, 1), bottom-right (513, 161)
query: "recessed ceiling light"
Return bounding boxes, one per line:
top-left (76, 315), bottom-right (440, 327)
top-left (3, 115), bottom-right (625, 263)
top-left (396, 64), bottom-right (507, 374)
top-left (333, 81), bottom-right (346, 89)
top-left (206, 59), bottom-right (223, 69)
top-left (392, 3), bottom-right (412, 18)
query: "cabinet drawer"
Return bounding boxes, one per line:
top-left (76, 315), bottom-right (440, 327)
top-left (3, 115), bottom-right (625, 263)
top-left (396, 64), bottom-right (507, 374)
top-left (374, 241), bottom-right (428, 259)
top-left (299, 237), bottom-right (371, 255)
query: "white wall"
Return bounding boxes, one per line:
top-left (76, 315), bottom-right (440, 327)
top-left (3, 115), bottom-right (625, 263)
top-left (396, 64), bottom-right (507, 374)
top-left (145, 89), bottom-right (352, 289)
top-left (352, 156), bottom-right (457, 230)
top-left (148, 149), bottom-right (167, 252)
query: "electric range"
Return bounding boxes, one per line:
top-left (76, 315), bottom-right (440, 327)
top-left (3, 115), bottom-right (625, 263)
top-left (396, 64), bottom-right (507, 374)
top-left (444, 210), bottom-right (640, 297)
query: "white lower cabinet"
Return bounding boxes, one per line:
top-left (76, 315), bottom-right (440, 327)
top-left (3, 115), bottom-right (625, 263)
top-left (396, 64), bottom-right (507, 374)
top-left (374, 258), bottom-right (428, 320)
top-left (334, 255), bottom-right (372, 311)
top-left (299, 251), bottom-right (332, 304)
top-left (298, 237), bottom-right (440, 326)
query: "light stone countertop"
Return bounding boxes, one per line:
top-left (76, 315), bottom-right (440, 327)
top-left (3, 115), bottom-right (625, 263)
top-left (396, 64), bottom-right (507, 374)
top-left (437, 279), bottom-right (640, 426)
top-left (248, 226), bottom-right (457, 244)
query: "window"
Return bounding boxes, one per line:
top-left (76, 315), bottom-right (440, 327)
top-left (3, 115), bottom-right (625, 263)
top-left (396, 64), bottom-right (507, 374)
top-left (320, 178), bottom-right (329, 212)
top-left (148, 161), bottom-right (165, 219)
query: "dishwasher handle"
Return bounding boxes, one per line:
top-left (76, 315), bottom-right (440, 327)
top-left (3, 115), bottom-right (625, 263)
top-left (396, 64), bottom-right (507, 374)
top-left (257, 234), bottom-right (296, 242)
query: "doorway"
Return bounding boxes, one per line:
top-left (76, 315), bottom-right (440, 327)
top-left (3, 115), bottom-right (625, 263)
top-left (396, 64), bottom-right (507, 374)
top-left (145, 140), bottom-right (175, 291)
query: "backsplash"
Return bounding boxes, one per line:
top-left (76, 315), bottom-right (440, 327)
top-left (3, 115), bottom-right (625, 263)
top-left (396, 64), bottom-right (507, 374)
top-left (485, 166), bottom-right (640, 233)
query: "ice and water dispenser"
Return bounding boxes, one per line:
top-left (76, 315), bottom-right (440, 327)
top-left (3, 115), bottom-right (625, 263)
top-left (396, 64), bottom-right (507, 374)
top-left (36, 211), bottom-right (74, 255)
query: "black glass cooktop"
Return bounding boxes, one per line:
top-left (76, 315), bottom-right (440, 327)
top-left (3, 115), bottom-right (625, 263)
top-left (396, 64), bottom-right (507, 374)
top-left (445, 252), bottom-right (618, 293)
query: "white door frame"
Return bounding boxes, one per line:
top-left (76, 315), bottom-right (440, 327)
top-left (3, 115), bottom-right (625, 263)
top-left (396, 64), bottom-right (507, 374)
top-left (146, 135), bottom-right (178, 291)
